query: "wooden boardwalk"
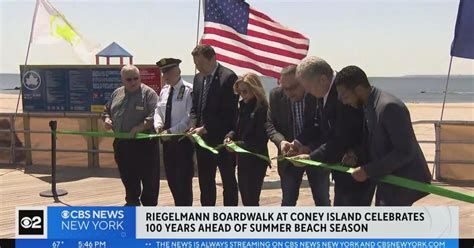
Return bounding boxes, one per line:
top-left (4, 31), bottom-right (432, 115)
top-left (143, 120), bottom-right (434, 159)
top-left (1, 164), bottom-right (472, 238)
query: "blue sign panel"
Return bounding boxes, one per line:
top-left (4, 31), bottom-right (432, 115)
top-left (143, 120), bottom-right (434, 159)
top-left (68, 69), bottom-right (92, 111)
top-left (19, 65), bottom-right (160, 112)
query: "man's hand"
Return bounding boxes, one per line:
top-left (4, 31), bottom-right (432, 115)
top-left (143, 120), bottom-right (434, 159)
top-left (286, 141), bottom-right (302, 157)
top-left (351, 167), bottom-right (368, 182)
top-left (156, 127), bottom-right (163, 134)
top-left (224, 137), bottom-right (233, 145)
top-left (280, 140), bottom-right (292, 155)
top-left (183, 128), bottom-right (195, 143)
top-left (288, 154), bottom-right (310, 168)
top-left (291, 140), bottom-right (302, 149)
top-left (130, 125), bottom-right (144, 138)
top-left (299, 146), bottom-right (311, 155)
top-left (342, 150), bottom-right (358, 167)
top-left (223, 137), bottom-right (234, 152)
top-left (187, 126), bottom-right (207, 136)
top-left (104, 118), bottom-right (113, 131)
top-left (160, 129), bottom-right (171, 142)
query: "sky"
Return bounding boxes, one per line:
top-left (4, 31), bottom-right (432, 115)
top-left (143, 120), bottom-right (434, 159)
top-left (0, 0), bottom-right (473, 76)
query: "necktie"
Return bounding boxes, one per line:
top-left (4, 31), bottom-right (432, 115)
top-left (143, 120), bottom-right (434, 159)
top-left (317, 98), bottom-right (323, 122)
top-left (292, 102), bottom-right (303, 137)
top-left (292, 103), bottom-right (297, 137)
top-left (199, 75), bottom-right (212, 126)
top-left (164, 86), bottom-right (174, 130)
top-left (362, 107), bottom-right (371, 160)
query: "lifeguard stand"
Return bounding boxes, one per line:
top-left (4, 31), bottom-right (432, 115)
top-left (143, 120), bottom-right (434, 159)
top-left (95, 42), bottom-right (133, 65)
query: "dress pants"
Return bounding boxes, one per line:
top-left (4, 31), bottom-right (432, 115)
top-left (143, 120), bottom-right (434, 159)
top-left (113, 138), bottom-right (160, 206)
top-left (278, 162), bottom-right (331, 206)
top-left (162, 137), bottom-right (194, 206)
top-left (237, 155), bottom-right (267, 206)
top-left (196, 145), bottom-right (238, 206)
top-left (332, 172), bottom-right (375, 206)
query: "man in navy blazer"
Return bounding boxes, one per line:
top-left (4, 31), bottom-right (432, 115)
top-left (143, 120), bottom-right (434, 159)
top-left (188, 44), bottom-right (239, 206)
top-left (290, 57), bottom-right (375, 206)
top-left (335, 65), bottom-right (431, 206)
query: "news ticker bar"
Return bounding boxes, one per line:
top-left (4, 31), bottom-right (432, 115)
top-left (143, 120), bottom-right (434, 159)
top-left (7, 239), bottom-right (465, 248)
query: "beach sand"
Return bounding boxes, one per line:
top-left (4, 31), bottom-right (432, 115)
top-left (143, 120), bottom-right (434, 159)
top-left (0, 93), bottom-right (473, 237)
top-left (0, 93), bottom-right (22, 113)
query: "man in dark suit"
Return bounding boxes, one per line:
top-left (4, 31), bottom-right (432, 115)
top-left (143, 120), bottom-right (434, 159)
top-left (290, 57), bottom-right (375, 206)
top-left (188, 44), bottom-right (239, 206)
top-left (335, 65), bottom-right (431, 206)
top-left (265, 65), bottom-right (330, 206)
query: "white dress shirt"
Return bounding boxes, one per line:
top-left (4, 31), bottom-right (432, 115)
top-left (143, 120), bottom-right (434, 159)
top-left (154, 78), bottom-right (193, 134)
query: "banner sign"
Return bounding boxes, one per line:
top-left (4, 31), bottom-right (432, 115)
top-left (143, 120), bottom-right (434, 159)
top-left (19, 65), bottom-right (161, 113)
top-left (14, 206), bottom-right (459, 248)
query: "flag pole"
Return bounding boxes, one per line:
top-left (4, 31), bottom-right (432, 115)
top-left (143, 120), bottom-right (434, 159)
top-left (14, 0), bottom-right (40, 117)
top-left (435, 55), bottom-right (453, 180)
top-left (195, 0), bottom-right (202, 46)
top-left (194, 0), bottom-right (202, 74)
top-left (439, 56), bottom-right (453, 122)
top-left (11, 0), bottom-right (39, 165)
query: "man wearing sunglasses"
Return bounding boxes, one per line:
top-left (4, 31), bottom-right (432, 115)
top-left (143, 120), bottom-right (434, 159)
top-left (102, 65), bottom-right (160, 206)
top-left (265, 65), bottom-right (325, 206)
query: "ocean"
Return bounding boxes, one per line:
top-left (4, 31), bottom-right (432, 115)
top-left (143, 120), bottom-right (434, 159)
top-left (1, 73), bottom-right (472, 103)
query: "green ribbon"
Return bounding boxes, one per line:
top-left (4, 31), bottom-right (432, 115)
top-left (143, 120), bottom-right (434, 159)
top-left (284, 157), bottom-right (474, 204)
top-left (225, 142), bottom-right (270, 163)
top-left (190, 134), bottom-right (219, 154)
top-left (54, 130), bottom-right (474, 204)
top-left (56, 130), bottom-right (182, 139)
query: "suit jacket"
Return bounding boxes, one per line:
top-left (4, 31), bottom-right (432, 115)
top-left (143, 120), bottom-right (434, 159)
top-left (190, 64), bottom-right (239, 146)
top-left (362, 87), bottom-right (431, 205)
top-left (264, 87), bottom-right (318, 169)
top-left (297, 82), bottom-right (364, 164)
top-left (226, 99), bottom-right (269, 167)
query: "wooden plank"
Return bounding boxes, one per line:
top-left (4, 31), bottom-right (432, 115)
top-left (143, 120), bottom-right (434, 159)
top-left (1, 167), bottom-right (473, 239)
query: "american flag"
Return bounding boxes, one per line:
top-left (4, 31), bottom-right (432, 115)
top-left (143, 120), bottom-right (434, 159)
top-left (201, 0), bottom-right (309, 79)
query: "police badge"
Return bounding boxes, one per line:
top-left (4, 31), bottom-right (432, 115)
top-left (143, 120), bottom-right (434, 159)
top-left (177, 85), bottom-right (185, 101)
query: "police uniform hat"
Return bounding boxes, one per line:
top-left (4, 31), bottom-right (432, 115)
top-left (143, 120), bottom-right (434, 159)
top-left (156, 58), bottom-right (182, 73)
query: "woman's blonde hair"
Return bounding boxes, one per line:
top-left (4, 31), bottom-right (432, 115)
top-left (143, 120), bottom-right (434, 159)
top-left (233, 72), bottom-right (269, 109)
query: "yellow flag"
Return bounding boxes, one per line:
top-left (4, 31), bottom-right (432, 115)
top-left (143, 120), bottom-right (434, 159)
top-left (31, 0), bottom-right (100, 62)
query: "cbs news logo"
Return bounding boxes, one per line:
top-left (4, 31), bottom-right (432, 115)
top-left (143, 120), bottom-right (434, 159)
top-left (18, 210), bottom-right (43, 235)
top-left (16, 207), bottom-right (47, 238)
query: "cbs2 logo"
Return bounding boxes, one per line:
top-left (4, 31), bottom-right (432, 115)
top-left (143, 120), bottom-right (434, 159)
top-left (20, 216), bottom-right (42, 229)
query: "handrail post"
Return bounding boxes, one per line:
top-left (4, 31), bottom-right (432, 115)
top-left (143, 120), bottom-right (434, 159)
top-left (434, 122), bottom-right (441, 181)
top-left (86, 117), bottom-right (94, 168)
top-left (9, 115), bottom-right (16, 166)
top-left (91, 117), bottom-right (100, 168)
top-left (23, 114), bottom-right (32, 165)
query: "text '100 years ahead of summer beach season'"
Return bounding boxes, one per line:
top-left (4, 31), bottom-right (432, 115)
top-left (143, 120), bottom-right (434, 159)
top-left (144, 212), bottom-right (425, 233)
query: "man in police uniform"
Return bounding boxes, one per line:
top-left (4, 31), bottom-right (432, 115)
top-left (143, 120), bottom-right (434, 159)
top-left (154, 58), bottom-right (194, 206)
